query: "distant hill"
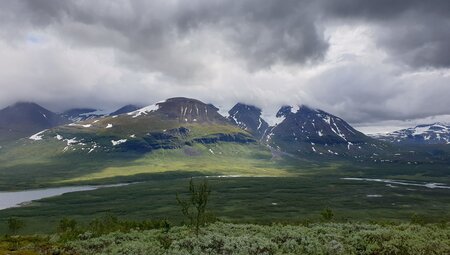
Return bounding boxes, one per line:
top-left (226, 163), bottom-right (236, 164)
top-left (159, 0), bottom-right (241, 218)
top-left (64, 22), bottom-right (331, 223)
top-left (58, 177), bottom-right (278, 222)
top-left (109, 104), bottom-right (141, 116)
top-left (62, 108), bottom-right (109, 122)
top-left (0, 102), bottom-right (68, 144)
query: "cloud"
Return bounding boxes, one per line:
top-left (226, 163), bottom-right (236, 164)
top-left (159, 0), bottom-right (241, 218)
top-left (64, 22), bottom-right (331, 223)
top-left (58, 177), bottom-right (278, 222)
top-left (0, 0), bottom-right (450, 127)
top-left (1, 0), bottom-right (329, 80)
top-left (323, 0), bottom-right (450, 69)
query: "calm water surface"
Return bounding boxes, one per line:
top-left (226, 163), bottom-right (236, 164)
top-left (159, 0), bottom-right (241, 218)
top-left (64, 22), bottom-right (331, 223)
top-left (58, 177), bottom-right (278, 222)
top-left (0, 183), bottom-right (129, 210)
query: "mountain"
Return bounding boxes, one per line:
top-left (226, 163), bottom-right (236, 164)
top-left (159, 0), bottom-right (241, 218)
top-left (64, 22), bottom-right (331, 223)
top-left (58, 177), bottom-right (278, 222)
top-left (371, 123), bottom-right (450, 145)
top-left (22, 97), bottom-right (254, 154)
top-left (0, 102), bottom-right (68, 144)
top-left (0, 98), bottom-right (278, 190)
top-left (129, 97), bottom-right (230, 124)
top-left (109, 104), bottom-right (141, 116)
top-left (62, 108), bottom-right (109, 122)
top-left (264, 105), bottom-right (387, 157)
top-left (228, 103), bottom-right (269, 139)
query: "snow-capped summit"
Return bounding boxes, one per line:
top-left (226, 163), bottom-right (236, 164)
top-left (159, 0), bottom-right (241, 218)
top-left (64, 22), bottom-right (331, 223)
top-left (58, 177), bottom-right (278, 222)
top-left (372, 123), bottom-right (450, 145)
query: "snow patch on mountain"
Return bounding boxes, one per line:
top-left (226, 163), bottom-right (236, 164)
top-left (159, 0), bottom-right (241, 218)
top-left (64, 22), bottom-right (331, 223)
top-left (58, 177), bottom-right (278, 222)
top-left (128, 103), bottom-right (161, 118)
top-left (372, 122), bottom-right (450, 144)
top-left (29, 130), bottom-right (47, 141)
top-left (111, 139), bottom-right (127, 146)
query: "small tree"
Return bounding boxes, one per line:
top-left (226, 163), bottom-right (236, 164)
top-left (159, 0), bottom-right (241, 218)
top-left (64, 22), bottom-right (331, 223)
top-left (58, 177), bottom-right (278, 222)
top-left (176, 178), bottom-right (211, 236)
top-left (7, 217), bottom-right (24, 235)
top-left (57, 217), bottom-right (78, 233)
top-left (321, 208), bottom-right (334, 221)
top-left (57, 217), bottom-right (80, 241)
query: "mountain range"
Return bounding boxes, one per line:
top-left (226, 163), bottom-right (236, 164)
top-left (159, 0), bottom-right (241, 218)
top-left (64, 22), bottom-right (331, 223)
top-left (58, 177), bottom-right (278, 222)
top-left (1, 97), bottom-right (449, 164)
top-left (371, 123), bottom-right (450, 145)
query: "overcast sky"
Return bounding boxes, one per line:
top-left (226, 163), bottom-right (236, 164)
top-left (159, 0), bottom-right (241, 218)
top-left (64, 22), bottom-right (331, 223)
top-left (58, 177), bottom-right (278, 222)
top-left (1, 0), bottom-right (450, 133)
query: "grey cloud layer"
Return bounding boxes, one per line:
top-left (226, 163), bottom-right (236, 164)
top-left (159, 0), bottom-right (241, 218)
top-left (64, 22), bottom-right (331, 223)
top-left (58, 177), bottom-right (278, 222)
top-left (3, 0), bottom-right (449, 73)
top-left (0, 0), bottom-right (450, 125)
top-left (324, 0), bottom-right (450, 68)
top-left (3, 0), bottom-right (328, 78)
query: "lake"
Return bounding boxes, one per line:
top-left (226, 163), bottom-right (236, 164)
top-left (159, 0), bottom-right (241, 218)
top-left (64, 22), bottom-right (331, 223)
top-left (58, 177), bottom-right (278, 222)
top-left (0, 183), bottom-right (130, 210)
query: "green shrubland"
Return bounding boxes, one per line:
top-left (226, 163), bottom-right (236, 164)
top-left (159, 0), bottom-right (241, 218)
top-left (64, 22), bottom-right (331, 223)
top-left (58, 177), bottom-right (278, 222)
top-left (2, 221), bottom-right (447, 255)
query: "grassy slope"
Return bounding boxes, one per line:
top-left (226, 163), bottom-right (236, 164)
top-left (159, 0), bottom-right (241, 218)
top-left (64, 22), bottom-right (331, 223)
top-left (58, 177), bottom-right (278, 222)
top-left (0, 139), bottom-right (294, 190)
top-left (58, 143), bottom-right (293, 184)
top-left (0, 111), bottom-right (285, 190)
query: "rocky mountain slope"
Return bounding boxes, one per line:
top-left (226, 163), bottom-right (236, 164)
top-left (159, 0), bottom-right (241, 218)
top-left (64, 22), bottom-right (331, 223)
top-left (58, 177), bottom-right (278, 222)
top-left (264, 105), bottom-right (388, 157)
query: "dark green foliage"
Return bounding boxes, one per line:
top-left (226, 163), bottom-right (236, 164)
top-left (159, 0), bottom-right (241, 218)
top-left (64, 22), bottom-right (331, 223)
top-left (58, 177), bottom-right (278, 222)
top-left (57, 217), bottom-right (77, 233)
top-left (64, 222), bottom-right (450, 255)
top-left (0, 175), bottom-right (449, 234)
top-left (321, 208), bottom-right (334, 221)
top-left (411, 213), bottom-right (426, 225)
top-left (57, 218), bottom-right (81, 242)
top-left (7, 217), bottom-right (24, 235)
top-left (177, 178), bottom-right (212, 235)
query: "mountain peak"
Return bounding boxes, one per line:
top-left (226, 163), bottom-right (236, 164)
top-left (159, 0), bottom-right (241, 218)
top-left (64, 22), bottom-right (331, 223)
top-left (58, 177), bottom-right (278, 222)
top-left (266, 105), bottom-right (379, 157)
top-left (9, 102), bottom-right (46, 111)
top-left (276, 105), bottom-right (294, 118)
top-left (127, 97), bottom-right (227, 123)
top-left (228, 103), bottom-right (269, 139)
top-left (276, 104), bottom-right (319, 118)
top-left (0, 102), bottom-right (68, 143)
top-left (109, 104), bottom-right (141, 116)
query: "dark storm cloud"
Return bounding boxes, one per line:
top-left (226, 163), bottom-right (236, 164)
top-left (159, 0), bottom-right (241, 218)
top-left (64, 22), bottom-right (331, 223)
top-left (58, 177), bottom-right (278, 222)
top-left (0, 0), bottom-right (450, 127)
top-left (323, 0), bottom-right (450, 68)
top-left (1, 0), bottom-right (328, 78)
top-left (4, 0), bottom-right (450, 70)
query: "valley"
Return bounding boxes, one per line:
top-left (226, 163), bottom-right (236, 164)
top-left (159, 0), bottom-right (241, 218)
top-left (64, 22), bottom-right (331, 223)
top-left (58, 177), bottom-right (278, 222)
top-left (0, 97), bottom-right (448, 236)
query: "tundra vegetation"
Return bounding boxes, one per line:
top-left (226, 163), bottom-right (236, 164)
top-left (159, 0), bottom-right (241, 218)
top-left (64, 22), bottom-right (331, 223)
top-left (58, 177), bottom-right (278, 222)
top-left (0, 179), bottom-right (448, 254)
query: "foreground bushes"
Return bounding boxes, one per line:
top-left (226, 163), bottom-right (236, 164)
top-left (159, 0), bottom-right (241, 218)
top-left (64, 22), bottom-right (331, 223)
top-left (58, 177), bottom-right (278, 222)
top-left (64, 222), bottom-right (450, 255)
